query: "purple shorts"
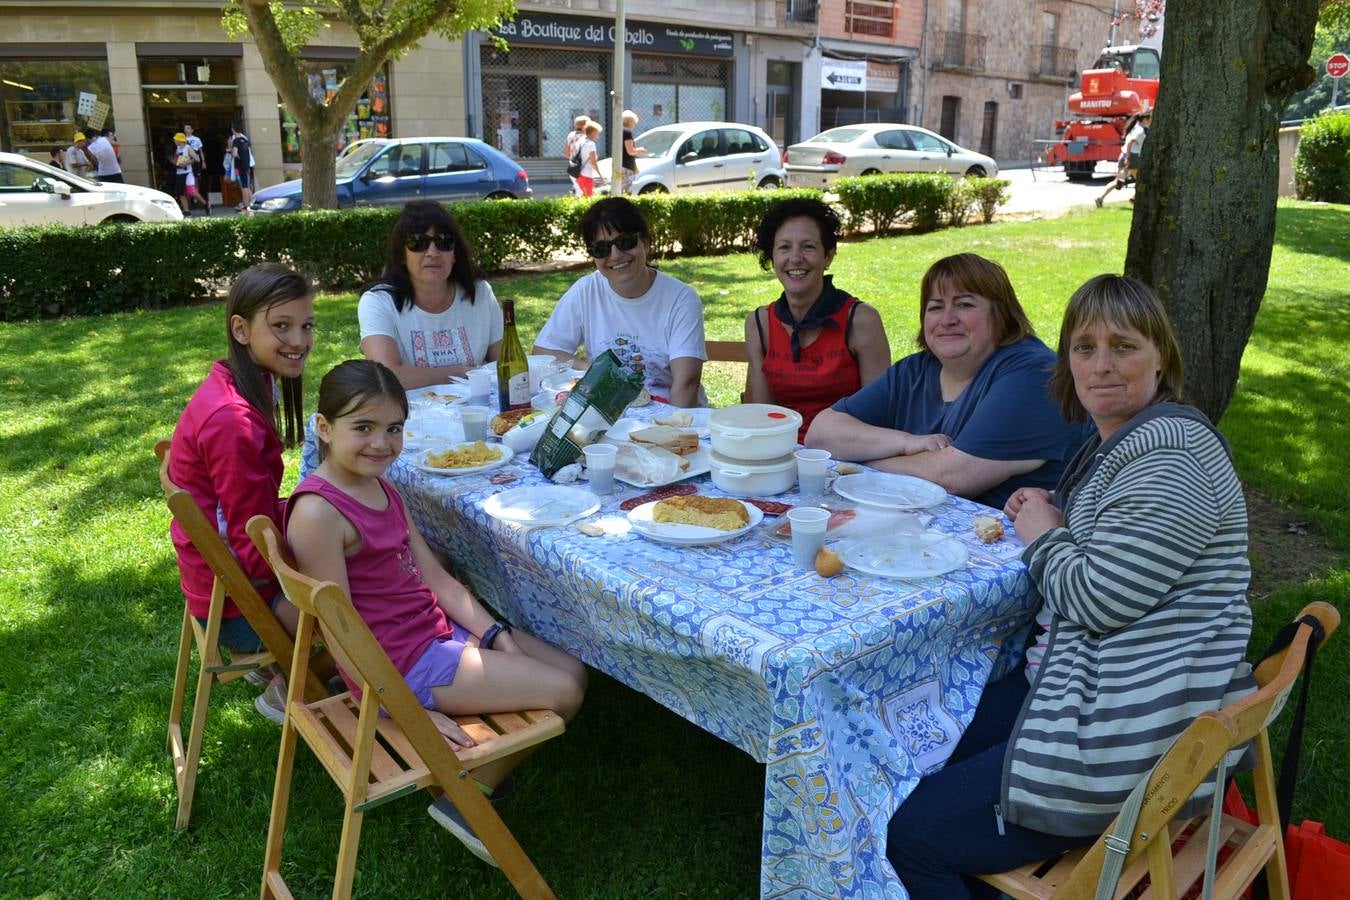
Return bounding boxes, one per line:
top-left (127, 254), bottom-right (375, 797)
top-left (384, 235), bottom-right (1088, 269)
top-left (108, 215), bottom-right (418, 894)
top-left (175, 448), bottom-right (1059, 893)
top-left (403, 625), bottom-right (472, 708)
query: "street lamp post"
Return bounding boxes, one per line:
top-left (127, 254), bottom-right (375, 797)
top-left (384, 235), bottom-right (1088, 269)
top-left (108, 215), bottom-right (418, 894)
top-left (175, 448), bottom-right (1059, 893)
top-left (611, 0), bottom-right (627, 195)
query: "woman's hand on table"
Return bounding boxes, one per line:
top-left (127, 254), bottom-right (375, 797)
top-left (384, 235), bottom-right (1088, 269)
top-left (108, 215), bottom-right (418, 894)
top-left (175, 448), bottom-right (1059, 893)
top-left (902, 432), bottom-right (953, 455)
top-left (1006, 488), bottom-right (1063, 544)
top-left (1004, 487), bottom-right (1052, 519)
top-left (428, 710), bottom-right (476, 750)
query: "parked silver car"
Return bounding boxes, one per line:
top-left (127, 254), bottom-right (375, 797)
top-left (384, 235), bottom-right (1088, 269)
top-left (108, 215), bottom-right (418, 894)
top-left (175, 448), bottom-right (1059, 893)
top-left (0, 151), bottom-right (183, 227)
top-left (599, 121), bottom-right (786, 194)
top-left (785, 124), bottom-right (998, 188)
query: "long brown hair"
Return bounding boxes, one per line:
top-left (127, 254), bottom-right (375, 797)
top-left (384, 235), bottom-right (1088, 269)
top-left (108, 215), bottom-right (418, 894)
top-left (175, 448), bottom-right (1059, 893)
top-left (368, 201), bottom-right (483, 312)
top-left (224, 263), bottom-right (313, 447)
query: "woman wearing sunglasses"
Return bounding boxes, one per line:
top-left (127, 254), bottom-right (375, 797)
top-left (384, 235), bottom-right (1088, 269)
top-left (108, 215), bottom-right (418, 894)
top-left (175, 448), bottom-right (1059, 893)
top-left (356, 201), bottom-right (502, 389)
top-left (533, 197), bottom-right (706, 406)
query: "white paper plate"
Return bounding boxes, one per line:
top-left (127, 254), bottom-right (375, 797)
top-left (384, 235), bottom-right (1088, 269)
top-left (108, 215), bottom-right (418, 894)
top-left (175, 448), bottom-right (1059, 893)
top-left (542, 369), bottom-right (586, 393)
top-left (410, 384), bottom-right (470, 407)
top-left (415, 443), bottom-right (514, 477)
top-left (627, 498), bottom-right (764, 545)
top-left (483, 486), bottom-right (600, 527)
top-left (832, 472), bottom-right (947, 511)
top-left (835, 532), bottom-right (969, 579)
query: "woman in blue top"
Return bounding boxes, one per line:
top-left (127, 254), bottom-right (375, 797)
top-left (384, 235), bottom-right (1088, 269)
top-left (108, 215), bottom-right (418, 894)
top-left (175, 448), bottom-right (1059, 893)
top-left (805, 253), bottom-right (1085, 509)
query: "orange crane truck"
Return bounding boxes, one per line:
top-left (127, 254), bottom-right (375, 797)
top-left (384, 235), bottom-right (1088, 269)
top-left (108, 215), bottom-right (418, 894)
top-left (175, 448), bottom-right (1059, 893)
top-left (1045, 44), bottom-right (1160, 180)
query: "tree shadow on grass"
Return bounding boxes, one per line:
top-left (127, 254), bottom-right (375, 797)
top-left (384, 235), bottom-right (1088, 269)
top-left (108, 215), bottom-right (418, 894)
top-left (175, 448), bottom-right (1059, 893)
top-left (0, 550), bottom-right (765, 898)
top-left (1271, 203), bottom-right (1350, 261)
top-left (1225, 285), bottom-right (1350, 543)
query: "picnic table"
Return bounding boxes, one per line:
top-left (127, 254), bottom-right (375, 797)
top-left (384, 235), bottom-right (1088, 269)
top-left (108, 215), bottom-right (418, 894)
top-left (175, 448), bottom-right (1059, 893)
top-left (301, 402), bottom-right (1039, 898)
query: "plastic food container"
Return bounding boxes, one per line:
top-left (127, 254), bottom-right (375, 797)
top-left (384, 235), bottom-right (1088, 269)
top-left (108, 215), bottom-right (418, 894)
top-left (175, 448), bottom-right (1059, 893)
top-left (708, 404), bottom-right (803, 461)
top-left (709, 451), bottom-right (797, 497)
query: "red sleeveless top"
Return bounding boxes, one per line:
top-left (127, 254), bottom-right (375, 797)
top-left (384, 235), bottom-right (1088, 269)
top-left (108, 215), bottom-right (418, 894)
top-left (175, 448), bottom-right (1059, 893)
top-left (759, 297), bottom-right (862, 440)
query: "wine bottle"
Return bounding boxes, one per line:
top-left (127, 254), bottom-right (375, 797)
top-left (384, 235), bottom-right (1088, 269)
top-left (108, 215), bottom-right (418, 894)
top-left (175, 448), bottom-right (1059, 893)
top-left (496, 298), bottom-right (530, 413)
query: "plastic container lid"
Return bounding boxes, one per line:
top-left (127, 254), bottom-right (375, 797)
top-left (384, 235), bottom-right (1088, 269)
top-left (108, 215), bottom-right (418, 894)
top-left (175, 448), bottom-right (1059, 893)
top-left (709, 450), bottom-right (796, 473)
top-left (708, 403), bottom-right (803, 434)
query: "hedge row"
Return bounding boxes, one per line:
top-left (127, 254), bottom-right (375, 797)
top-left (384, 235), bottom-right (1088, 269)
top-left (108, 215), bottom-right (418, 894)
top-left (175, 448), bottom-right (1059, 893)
top-left (834, 173), bottom-right (1011, 234)
top-left (0, 177), bottom-right (1008, 321)
top-left (1294, 110), bottom-right (1350, 204)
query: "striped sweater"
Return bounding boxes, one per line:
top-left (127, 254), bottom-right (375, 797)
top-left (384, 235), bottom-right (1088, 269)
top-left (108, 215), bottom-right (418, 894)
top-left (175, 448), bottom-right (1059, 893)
top-left (1003, 404), bottom-right (1255, 836)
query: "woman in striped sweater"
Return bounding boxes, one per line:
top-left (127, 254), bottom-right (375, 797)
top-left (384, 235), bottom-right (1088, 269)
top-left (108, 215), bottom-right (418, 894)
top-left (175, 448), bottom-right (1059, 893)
top-left (886, 275), bottom-right (1255, 899)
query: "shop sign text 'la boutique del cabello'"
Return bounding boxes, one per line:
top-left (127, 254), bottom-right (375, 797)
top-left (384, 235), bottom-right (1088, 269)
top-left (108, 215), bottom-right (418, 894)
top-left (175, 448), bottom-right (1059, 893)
top-left (491, 12), bottom-right (734, 58)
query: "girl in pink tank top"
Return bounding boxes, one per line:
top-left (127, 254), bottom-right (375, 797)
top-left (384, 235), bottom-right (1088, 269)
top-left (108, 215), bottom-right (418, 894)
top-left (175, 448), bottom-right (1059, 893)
top-left (285, 359), bottom-right (586, 861)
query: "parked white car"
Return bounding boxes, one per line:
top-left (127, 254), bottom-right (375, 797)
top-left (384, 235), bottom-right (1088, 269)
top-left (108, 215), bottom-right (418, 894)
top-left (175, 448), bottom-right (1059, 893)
top-left (0, 151), bottom-right (183, 227)
top-left (785, 124), bottom-right (998, 187)
top-left (599, 121), bottom-right (786, 194)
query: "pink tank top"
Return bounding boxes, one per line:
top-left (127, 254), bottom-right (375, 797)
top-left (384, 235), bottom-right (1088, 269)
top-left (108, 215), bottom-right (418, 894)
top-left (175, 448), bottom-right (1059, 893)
top-left (286, 475), bottom-right (456, 681)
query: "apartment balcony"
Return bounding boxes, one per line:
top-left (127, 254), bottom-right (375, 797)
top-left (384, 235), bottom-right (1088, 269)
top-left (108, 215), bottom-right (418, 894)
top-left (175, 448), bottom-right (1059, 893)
top-left (932, 30), bottom-right (987, 72)
top-left (1035, 44), bottom-right (1078, 81)
top-left (783, 0), bottom-right (818, 24)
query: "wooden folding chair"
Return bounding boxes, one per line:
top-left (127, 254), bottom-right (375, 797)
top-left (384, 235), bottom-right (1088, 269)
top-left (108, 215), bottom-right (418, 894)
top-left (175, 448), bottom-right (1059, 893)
top-left (978, 600), bottom-right (1340, 900)
top-left (246, 514), bottom-right (564, 899)
top-left (155, 440), bottom-right (330, 829)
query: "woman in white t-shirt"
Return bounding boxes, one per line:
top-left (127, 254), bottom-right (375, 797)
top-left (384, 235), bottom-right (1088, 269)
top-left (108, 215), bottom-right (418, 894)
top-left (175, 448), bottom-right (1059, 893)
top-left (533, 197), bottom-right (706, 406)
top-left (357, 201), bottom-right (503, 389)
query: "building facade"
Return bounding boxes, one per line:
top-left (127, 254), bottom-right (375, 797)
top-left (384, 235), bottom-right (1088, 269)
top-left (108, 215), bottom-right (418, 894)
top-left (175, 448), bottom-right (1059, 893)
top-left (916, 0), bottom-right (1145, 162)
top-left (814, 0), bottom-right (922, 131)
top-left (463, 0), bottom-right (816, 178)
top-left (0, 0), bottom-right (816, 192)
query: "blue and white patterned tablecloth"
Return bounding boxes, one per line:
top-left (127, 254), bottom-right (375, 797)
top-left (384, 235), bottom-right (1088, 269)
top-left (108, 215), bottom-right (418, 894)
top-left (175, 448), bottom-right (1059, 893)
top-left (301, 406), bottom-right (1039, 898)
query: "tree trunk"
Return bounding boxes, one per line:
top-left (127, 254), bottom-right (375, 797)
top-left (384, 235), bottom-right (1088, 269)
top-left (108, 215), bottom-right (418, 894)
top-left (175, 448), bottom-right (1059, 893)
top-left (1124, 0), bottom-right (1319, 423)
top-left (297, 115), bottom-right (343, 210)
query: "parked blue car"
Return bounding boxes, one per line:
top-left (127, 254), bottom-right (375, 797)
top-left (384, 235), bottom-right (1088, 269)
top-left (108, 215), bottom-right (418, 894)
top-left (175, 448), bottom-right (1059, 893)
top-left (250, 137), bottom-right (531, 213)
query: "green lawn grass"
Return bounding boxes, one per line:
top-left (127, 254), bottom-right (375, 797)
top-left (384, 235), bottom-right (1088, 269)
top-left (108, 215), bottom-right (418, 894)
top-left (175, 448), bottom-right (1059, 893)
top-left (1, 202), bottom-right (1346, 897)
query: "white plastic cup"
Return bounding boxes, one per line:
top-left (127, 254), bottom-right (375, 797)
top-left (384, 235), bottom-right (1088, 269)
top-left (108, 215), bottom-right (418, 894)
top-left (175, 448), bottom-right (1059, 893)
top-left (794, 448), bottom-right (832, 502)
top-left (786, 506), bottom-right (831, 570)
top-left (466, 369), bottom-right (493, 405)
top-left (582, 443), bottom-right (617, 495)
top-left (460, 405), bottom-right (489, 442)
top-left (528, 354), bottom-right (559, 393)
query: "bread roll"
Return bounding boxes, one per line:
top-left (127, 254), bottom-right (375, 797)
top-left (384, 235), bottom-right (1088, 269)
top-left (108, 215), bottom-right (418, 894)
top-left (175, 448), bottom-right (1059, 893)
top-left (815, 547), bottom-right (844, 577)
top-left (972, 515), bottom-right (1005, 543)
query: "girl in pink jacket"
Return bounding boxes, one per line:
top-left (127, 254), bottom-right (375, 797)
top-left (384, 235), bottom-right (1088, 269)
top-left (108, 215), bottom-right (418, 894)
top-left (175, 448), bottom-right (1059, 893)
top-left (169, 263), bottom-right (315, 720)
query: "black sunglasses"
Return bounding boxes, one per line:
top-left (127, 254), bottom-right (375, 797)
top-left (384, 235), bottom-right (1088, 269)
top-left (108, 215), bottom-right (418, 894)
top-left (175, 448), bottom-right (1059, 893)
top-left (404, 233), bottom-right (455, 253)
top-left (588, 232), bottom-right (642, 259)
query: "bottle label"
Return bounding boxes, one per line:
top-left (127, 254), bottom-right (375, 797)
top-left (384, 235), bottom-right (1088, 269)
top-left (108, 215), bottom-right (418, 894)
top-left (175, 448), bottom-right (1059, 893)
top-left (506, 371), bottom-right (530, 408)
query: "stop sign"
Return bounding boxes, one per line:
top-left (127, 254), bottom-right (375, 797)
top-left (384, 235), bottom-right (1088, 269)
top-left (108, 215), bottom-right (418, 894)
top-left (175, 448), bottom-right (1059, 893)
top-left (1329, 53), bottom-right (1350, 79)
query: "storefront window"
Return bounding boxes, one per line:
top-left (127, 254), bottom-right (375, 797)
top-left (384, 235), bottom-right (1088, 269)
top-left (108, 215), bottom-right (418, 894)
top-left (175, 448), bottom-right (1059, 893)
top-left (0, 59), bottom-right (115, 157)
top-left (278, 62), bottom-right (391, 169)
top-left (481, 44), bottom-right (610, 160)
top-left (633, 56), bottom-right (727, 125)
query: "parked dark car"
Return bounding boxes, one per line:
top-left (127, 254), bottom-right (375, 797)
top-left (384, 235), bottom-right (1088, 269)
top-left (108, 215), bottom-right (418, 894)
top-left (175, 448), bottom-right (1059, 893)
top-left (251, 137), bottom-right (531, 213)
